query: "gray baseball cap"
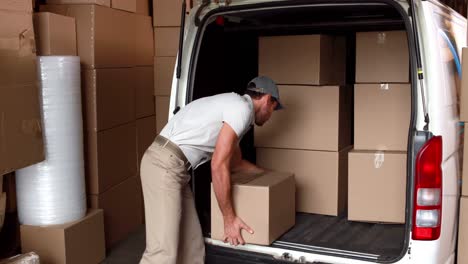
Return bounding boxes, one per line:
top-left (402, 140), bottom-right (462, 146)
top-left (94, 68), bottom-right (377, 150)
top-left (247, 76), bottom-right (283, 110)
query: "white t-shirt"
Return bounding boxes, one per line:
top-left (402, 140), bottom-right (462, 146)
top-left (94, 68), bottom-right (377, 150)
top-left (160, 93), bottom-right (255, 169)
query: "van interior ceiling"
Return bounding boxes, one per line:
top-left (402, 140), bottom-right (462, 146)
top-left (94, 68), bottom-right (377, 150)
top-left (190, 2), bottom-right (410, 262)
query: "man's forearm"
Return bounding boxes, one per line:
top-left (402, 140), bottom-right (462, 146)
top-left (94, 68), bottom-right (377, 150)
top-left (233, 159), bottom-right (265, 174)
top-left (212, 164), bottom-right (236, 221)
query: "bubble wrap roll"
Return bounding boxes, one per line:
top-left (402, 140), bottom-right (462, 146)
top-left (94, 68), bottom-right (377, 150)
top-left (16, 56), bottom-right (86, 226)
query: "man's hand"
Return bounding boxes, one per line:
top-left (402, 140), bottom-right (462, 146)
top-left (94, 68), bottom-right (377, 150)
top-left (223, 215), bottom-right (254, 246)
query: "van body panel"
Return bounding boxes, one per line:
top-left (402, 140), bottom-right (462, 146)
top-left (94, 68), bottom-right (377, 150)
top-left (170, 0), bottom-right (466, 263)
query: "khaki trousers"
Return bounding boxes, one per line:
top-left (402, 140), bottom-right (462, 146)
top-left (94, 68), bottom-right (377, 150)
top-left (139, 140), bottom-right (205, 264)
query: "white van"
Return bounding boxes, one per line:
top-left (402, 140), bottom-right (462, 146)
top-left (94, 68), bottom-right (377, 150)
top-left (166, 0), bottom-right (466, 263)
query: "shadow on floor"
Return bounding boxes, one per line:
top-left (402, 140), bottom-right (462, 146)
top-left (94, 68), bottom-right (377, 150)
top-left (102, 225), bottom-right (146, 264)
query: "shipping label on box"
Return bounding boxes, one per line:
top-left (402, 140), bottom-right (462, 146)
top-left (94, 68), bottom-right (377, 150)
top-left (211, 171), bottom-right (295, 245)
top-left (348, 150), bottom-right (407, 223)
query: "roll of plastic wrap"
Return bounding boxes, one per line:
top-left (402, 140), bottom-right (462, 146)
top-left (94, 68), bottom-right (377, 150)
top-left (16, 56), bottom-right (86, 226)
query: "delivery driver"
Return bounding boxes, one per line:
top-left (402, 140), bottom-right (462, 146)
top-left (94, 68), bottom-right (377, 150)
top-left (139, 76), bottom-right (283, 264)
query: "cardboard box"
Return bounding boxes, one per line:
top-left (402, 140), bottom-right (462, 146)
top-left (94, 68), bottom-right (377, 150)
top-left (458, 197), bottom-right (468, 264)
top-left (255, 85), bottom-right (351, 151)
top-left (135, 15), bottom-right (154, 66)
top-left (111, 0), bottom-right (136, 12)
top-left (460, 48), bottom-right (468, 121)
top-left (85, 122), bottom-right (137, 195)
top-left (40, 4), bottom-right (135, 68)
top-left (89, 177), bottom-right (143, 248)
top-left (154, 56), bottom-right (176, 96)
top-left (354, 84), bottom-right (411, 151)
top-left (257, 148), bottom-right (349, 216)
top-left (0, 193), bottom-right (6, 231)
top-left (20, 209), bottom-right (105, 264)
top-left (356, 31), bottom-right (409, 83)
top-left (136, 116), bottom-right (156, 164)
top-left (0, 0), bottom-right (33, 12)
top-left (155, 96), bottom-right (170, 133)
top-left (33, 12), bottom-right (77, 56)
top-left (45, 0), bottom-right (110, 6)
top-left (154, 27), bottom-right (180, 57)
top-left (259, 35), bottom-right (346, 85)
top-left (135, 67), bottom-right (155, 118)
top-left (153, 0), bottom-right (182, 26)
top-left (82, 68), bottom-right (136, 132)
top-left (463, 128), bottom-right (468, 197)
top-left (211, 171), bottom-right (295, 245)
top-left (348, 150), bottom-right (407, 223)
top-left (0, 9), bottom-right (44, 174)
top-left (136, 0), bottom-right (149, 15)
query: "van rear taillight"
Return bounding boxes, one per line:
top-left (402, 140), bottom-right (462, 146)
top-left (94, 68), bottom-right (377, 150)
top-left (412, 136), bottom-right (443, 241)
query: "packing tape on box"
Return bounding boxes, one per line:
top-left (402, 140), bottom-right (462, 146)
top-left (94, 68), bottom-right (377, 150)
top-left (377, 32), bottom-right (386, 44)
top-left (374, 151), bottom-right (385, 169)
top-left (380, 83), bottom-right (389, 91)
top-left (16, 56), bottom-right (86, 226)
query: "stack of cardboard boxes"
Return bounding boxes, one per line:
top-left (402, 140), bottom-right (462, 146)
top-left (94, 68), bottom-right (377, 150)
top-left (255, 35), bottom-right (352, 216)
top-left (349, 31), bottom-right (410, 224)
top-left (457, 47), bottom-right (468, 264)
top-left (0, 0), bottom-right (45, 256)
top-left (39, 0), bottom-right (156, 248)
top-left (153, 0), bottom-right (182, 133)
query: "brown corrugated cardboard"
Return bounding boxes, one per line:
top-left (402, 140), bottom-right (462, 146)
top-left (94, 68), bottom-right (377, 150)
top-left (154, 56), bottom-right (176, 96)
top-left (135, 15), bottom-right (154, 66)
top-left (354, 84), bottom-right (411, 151)
top-left (211, 171), bottom-right (295, 245)
top-left (356, 31), bottom-right (409, 83)
top-left (0, 0), bottom-right (33, 12)
top-left (153, 0), bottom-right (182, 26)
top-left (463, 128), bottom-right (468, 197)
top-left (460, 48), bottom-right (468, 121)
top-left (348, 150), bottom-right (407, 223)
top-left (0, 10), bottom-right (44, 174)
top-left (255, 85), bottom-right (351, 151)
top-left (259, 35), bottom-right (346, 85)
top-left (136, 116), bottom-right (156, 164)
top-left (155, 96), bottom-right (170, 133)
top-left (89, 177), bottom-right (143, 248)
top-left (20, 209), bottom-right (105, 264)
top-left (40, 4), bottom-right (135, 68)
top-left (33, 12), bottom-right (77, 56)
top-left (135, 67), bottom-right (155, 118)
top-left (0, 174), bottom-right (3, 193)
top-left (257, 148), bottom-right (349, 216)
top-left (45, 0), bottom-right (111, 6)
top-left (0, 193), bottom-right (6, 231)
top-left (85, 122), bottom-right (137, 195)
top-left (136, 0), bottom-right (149, 15)
top-left (458, 197), bottom-right (468, 264)
top-left (154, 27), bottom-right (180, 57)
top-left (82, 68), bottom-right (136, 132)
top-left (111, 0), bottom-right (136, 12)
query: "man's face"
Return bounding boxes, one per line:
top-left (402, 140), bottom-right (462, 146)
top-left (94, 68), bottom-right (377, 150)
top-left (255, 94), bottom-right (278, 126)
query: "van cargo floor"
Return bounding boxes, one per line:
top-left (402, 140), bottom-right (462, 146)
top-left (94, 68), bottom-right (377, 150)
top-left (272, 213), bottom-right (405, 261)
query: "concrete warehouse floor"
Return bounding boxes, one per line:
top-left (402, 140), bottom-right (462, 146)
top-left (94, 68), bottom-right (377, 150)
top-left (103, 226), bottom-right (146, 264)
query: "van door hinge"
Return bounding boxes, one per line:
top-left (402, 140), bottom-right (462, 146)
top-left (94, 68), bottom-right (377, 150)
top-left (214, 0), bottom-right (231, 6)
